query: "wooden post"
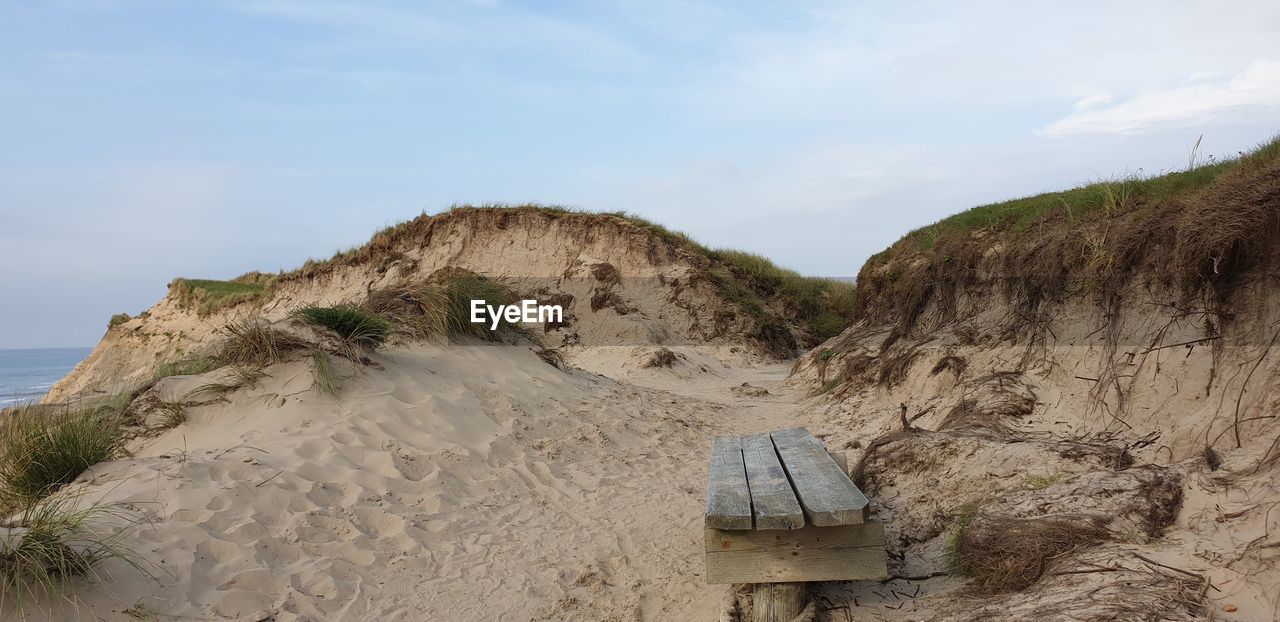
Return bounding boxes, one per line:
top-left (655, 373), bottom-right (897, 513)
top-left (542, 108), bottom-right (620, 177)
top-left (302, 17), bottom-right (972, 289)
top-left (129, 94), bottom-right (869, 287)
top-left (751, 582), bottom-right (809, 622)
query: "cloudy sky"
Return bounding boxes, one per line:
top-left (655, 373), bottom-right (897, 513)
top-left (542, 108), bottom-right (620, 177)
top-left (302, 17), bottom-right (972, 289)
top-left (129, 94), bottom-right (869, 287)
top-left (2, 1), bottom-right (1279, 348)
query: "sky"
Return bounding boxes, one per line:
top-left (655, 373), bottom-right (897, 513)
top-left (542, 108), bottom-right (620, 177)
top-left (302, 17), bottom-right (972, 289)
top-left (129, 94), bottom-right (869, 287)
top-left (2, 1), bottom-right (1279, 349)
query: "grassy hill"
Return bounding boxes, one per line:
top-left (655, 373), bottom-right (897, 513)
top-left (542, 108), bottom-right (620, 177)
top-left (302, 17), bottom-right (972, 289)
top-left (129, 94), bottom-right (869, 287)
top-left (855, 135), bottom-right (1280, 332)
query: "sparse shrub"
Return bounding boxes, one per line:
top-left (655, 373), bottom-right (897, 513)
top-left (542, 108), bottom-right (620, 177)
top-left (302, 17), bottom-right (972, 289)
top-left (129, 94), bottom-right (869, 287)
top-left (0, 404), bottom-right (125, 508)
top-left (107, 314), bottom-right (131, 329)
top-left (296, 305), bottom-right (391, 348)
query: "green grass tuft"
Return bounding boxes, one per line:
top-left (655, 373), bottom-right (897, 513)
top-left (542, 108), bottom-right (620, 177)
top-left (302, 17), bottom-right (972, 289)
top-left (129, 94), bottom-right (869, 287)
top-left (309, 351), bottom-right (339, 398)
top-left (944, 501), bottom-right (981, 574)
top-left (0, 403), bottom-right (126, 509)
top-left (168, 277), bottom-right (271, 316)
top-left (295, 305), bottom-right (391, 348)
top-left (708, 249), bottom-right (857, 342)
top-left (436, 270), bottom-right (537, 342)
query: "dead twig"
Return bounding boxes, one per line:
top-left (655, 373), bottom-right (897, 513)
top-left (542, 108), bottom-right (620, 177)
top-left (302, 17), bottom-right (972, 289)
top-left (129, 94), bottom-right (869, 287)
top-left (255, 470), bottom-right (284, 487)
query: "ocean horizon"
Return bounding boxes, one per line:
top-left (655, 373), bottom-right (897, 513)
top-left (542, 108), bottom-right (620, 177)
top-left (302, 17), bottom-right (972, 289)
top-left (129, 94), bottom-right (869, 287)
top-left (0, 347), bottom-right (92, 406)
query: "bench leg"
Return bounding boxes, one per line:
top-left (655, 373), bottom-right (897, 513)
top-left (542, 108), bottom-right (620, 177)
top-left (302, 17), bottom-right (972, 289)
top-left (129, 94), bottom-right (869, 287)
top-left (751, 582), bottom-right (811, 622)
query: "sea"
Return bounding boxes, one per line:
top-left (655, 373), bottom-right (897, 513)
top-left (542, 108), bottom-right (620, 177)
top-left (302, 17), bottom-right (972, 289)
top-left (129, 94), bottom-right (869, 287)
top-left (0, 347), bottom-right (93, 407)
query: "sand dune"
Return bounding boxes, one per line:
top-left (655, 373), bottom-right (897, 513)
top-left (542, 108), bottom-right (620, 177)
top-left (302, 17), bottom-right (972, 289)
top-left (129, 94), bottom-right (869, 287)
top-left (28, 345), bottom-right (793, 621)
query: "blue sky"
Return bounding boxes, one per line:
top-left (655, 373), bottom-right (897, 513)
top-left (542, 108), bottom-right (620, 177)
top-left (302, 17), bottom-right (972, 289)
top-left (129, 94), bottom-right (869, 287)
top-left (2, 1), bottom-right (1279, 348)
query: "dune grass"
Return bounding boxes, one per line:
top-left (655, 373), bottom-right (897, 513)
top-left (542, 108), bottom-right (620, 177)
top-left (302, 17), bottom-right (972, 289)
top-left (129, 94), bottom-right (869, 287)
top-left (707, 249), bottom-right (857, 342)
top-left (893, 137), bottom-right (1280, 253)
top-left (295, 305), bottom-right (391, 348)
top-left (309, 352), bottom-right (339, 398)
top-left (183, 365), bottom-right (267, 402)
top-left (363, 283), bottom-right (451, 339)
top-left (274, 203), bottom-right (854, 347)
top-left (214, 318), bottom-right (309, 368)
top-left (437, 270), bottom-right (537, 341)
top-left (153, 354), bottom-right (221, 379)
top-left (858, 135), bottom-right (1280, 331)
top-left (168, 277), bottom-right (271, 316)
top-left (0, 403), bottom-right (126, 510)
top-left (0, 492), bottom-right (149, 611)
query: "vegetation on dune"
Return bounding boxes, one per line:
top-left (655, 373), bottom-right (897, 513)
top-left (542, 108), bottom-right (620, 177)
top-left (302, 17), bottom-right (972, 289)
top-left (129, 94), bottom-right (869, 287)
top-left (857, 135), bottom-right (1280, 332)
top-left (435, 269), bottom-right (537, 341)
top-left (0, 494), bottom-right (148, 611)
top-left (168, 275), bottom-right (272, 316)
top-left (274, 203), bottom-right (853, 350)
top-left (309, 352), bottom-right (339, 398)
top-left (363, 283), bottom-right (451, 340)
top-left (107, 313), bottom-right (132, 329)
top-left (213, 318), bottom-right (310, 368)
top-left (153, 354), bottom-right (221, 379)
top-left (949, 512), bottom-right (1109, 593)
top-left (705, 249), bottom-right (857, 342)
top-left (0, 402), bottom-right (126, 510)
top-left (295, 305), bottom-right (392, 348)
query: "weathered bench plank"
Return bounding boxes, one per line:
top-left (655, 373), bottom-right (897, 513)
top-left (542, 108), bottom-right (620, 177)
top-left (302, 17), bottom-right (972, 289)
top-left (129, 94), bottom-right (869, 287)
top-left (704, 522), bottom-right (885, 552)
top-left (741, 433), bottom-right (804, 530)
top-left (770, 427), bottom-right (869, 526)
top-left (705, 436), bottom-right (752, 530)
top-left (704, 523), bottom-right (888, 584)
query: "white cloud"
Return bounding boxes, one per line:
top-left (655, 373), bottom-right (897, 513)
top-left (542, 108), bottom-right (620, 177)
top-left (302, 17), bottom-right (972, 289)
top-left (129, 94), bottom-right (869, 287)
top-left (1042, 60), bottom-right (1280, 136)
top-left (1073, 93), bottom-right (1112, 110)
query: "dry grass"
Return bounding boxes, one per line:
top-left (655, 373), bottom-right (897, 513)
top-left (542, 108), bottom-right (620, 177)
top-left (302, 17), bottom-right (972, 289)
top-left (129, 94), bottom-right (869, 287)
top-left (951, 513), bottom-right (1110, 593)
top-left (184, 366), bottom-right (267, 402)
top-left (363, 283), bottom-right (450, 340)
top-left (214, 318), bottom-right (309, 368)
top-left (641, 347), bottom-right (678, 369)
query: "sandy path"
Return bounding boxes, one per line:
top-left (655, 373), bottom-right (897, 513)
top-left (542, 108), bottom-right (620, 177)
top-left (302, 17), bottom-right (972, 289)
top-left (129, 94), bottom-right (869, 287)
top-left (40, 346), bottom-right (801, 621)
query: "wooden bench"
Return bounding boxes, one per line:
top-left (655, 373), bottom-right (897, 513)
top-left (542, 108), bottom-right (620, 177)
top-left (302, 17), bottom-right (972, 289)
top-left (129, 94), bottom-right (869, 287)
top-left (705, 427), bottom-right (887, 620)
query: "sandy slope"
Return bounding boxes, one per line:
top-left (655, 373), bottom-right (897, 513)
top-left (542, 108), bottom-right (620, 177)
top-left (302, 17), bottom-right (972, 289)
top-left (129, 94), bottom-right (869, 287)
top-left (25, 345), bottom-right (796, 621)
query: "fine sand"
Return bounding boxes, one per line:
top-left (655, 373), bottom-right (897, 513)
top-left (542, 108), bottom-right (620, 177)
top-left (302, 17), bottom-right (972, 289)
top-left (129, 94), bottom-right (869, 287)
top-left (39, 345), bottom-right (800, 621)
